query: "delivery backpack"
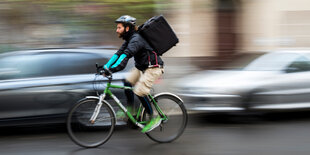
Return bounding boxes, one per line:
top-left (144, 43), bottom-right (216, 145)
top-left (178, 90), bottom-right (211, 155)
top-left (138, 15), bottom-right (179, 56)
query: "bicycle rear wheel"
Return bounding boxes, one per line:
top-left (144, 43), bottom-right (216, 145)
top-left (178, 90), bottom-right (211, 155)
top-left (67, 98), bottom-right (116, 148)
top-left (143, 93), bottom-right (188, 143)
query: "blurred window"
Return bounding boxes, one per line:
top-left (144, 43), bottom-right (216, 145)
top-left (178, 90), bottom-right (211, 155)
top-left (285, 56), bottom-right (310, 73)
top-left (0, 52), bottom-right (108, 80)
top-left (53, 52), bottom-right (108, 75)
top-left (0, 54), bottom-right (56, 80)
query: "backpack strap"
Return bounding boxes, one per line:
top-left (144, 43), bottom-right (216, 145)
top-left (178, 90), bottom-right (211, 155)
top-left (147, 51), bottom-right (159, 68)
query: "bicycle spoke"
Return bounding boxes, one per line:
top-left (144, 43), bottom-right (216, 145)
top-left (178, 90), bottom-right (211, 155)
top-left (143, 94), bottom-right (188, 143)
top-left (95, 116), bottom-right (115, 122)
top-left (67, 98), bottom-right (115, 148)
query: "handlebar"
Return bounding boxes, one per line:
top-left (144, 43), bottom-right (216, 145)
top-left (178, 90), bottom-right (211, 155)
top-left (95, 63), bottom-right (112, 79)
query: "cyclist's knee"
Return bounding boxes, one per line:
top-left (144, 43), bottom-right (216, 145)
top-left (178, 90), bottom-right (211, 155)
top-left (134, 88), bottom-right (150, 97)
top-left (133, 81), bottom-right (151, 96)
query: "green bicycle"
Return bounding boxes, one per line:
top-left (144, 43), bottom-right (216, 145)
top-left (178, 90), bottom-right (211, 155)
top-left (66, 64), bottom-right (188, 148)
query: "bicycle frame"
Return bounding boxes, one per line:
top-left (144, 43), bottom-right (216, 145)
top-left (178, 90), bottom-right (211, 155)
top-left (90, 78), bottom-right (168, 129)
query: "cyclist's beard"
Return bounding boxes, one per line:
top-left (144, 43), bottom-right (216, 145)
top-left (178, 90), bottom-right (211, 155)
top-left (118, 30), bottom-right (125, 39)
top-left (121, 29), bottom-right (135, 41)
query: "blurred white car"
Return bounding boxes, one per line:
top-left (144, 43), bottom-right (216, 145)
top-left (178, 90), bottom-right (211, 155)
top-left (175, 49), bottom-right (310, 113)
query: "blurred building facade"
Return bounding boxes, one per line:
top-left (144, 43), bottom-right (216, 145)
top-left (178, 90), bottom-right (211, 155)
top-left (1, 0), bottom-right (310, 68)
top-left (166, 0), bottom-right (310, 68)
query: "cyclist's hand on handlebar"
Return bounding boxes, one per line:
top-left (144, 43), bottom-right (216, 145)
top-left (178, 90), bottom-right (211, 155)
top-left (95, 63), bottom-right (112, 77)
top-left (102, 68), bottom-right (112, 77)
top-left (103, 71), bottom-right (110, 77)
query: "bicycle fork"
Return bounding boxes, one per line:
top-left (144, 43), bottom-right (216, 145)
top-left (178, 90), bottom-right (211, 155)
top-left (89, 94), bottom-right (106, 124)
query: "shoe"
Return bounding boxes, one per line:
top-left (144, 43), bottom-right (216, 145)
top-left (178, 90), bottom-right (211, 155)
top-left (141, 116), bottom-right (162, 133)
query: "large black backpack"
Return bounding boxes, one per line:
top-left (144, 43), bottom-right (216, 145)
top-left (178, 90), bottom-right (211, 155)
top-left (138, 15), bottom-right (179, 56)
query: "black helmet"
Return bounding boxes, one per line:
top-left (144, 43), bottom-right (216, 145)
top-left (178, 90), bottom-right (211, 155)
top-left (115, 15), bottom-right (136, 26)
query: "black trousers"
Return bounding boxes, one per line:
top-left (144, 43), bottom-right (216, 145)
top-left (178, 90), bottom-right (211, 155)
top-left (123, 80), bottom-right (153, 115)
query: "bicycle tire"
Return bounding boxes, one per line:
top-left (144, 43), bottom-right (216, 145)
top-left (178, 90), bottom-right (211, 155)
top-left (142, 93), bottom-right (188, 143)
top-left (67, 97), bottom-right (116, 148)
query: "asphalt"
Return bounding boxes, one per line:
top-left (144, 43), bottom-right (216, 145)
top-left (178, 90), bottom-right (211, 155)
top-left (1, 112), bottom-right (310, 155)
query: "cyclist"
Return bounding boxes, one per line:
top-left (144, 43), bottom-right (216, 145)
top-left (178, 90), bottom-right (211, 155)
top-left (103, 15), bottom-right (164, 133)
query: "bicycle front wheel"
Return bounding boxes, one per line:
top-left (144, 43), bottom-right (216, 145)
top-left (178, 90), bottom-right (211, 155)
top-left (143, 93), bottom-right (188, 143)
top-left (67, 98), bottom-right (116, 148)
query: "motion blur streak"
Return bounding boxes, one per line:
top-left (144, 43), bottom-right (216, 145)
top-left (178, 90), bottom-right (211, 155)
top-left (1, 0), bottom-right (310, 154)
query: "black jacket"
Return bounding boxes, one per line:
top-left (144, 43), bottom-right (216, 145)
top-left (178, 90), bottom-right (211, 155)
top-left (109, 32), bottom-right (164, 72)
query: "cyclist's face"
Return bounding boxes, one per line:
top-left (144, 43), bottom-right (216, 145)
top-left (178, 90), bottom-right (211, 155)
top-left (116, 23), bottom-right (128, 38)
